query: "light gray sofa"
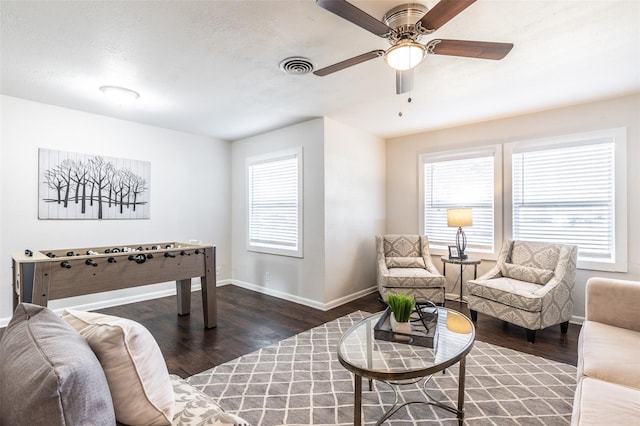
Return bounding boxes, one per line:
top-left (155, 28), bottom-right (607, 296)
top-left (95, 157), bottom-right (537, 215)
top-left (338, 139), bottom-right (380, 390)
top-left (571, 277), bottom-right (640, 425)
top-left (0, 303), bottom-right (248, 426)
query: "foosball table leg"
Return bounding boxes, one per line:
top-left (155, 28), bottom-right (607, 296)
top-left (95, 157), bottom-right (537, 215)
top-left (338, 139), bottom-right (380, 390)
top-left (201, 247), bottom-right (217, 329)
top-left (176, 279), bottom-right (191, 316)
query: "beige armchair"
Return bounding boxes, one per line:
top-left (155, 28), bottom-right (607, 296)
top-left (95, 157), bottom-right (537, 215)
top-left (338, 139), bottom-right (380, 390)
top-left (376, 234), bottom-right (446, 305)
top-left (467, 240), bottom-right (578, 343)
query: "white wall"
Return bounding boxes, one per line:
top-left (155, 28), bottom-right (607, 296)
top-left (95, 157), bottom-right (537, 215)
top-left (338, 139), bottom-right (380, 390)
top-left (385, 93), bottom-right (640, 319)
top-left (230, 118), bottom-right (386, 309)
top-left (230, 119), bottom-right (327, 307)
top-left (0, 96), bottom-right (231, 323)
top-left (324, 118), bottom-right (385, 305)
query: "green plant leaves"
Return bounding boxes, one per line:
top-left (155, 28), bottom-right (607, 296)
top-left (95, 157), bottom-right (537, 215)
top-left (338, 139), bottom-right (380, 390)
top-left (387, 293), bottom-right (415, 323)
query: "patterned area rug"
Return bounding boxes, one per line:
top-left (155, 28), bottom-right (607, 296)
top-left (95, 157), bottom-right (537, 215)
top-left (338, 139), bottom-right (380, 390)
top-left (188, 311), bottom-right (576, 425)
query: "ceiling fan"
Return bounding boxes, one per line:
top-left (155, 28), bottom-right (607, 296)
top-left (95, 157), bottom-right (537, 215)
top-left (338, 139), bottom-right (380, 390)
top-left (313, 0), bottom-right (514, 94)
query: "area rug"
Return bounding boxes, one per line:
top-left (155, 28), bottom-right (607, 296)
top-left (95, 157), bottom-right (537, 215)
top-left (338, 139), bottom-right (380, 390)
top-left (187, 311), bottom-right (576, 425)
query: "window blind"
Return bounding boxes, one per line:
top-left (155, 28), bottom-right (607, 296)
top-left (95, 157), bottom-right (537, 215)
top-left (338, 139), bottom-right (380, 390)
top-left (423, 153), bottom-right (494, 252)
top-left (512, 141), bottom-right (615, 262)
top-left (247, 152), bottom-right (301, 255)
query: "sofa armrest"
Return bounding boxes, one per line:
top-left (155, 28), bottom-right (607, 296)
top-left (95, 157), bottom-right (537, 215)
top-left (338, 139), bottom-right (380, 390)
top-left (586, 277), bottom-right (640, 332)
top-left (375, 235), bottom-right (389, 275)
top-left (471, 240), bottom-right (513, 282)
top-left (471, 263), bottom-right (502, 282)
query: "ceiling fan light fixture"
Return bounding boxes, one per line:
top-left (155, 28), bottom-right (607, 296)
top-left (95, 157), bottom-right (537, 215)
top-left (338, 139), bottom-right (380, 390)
top-left (385, 41), bottom-right (425, 71)
top-left (99, 85), bottom-right (140, 105)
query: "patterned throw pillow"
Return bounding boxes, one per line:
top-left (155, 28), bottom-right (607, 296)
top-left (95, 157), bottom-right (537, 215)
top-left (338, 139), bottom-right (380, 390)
top-left (510, 242), bottom-right (560, 270)
top-left (171, 375), bottom-right (250, 425)
top-left (501, 262), bottom-right (554, 285)
top-left (63, 309), bottom-right (175, 426)
top-left (386, 257), bottom-right (426, 268)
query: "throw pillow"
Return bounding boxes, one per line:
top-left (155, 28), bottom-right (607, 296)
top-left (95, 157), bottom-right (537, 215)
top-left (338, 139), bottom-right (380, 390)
top-left (500, 262), bottom-right (554, 285)
top-left (386, 257), bottom-right (426, 268)
top-left (171, 375), bottom-right (250, 426)
top-left (62, 309), bottom-right (175, 426)
top-left (0, 303), bottom-right (115, 426)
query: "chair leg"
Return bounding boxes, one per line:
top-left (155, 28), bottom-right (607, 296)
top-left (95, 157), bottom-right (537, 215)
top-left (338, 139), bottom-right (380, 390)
top-left (526, 329), bottom-right (536, 344)
top-left (469, 309), bottom-right (478, 322)
top-left (560, 321), bottom-right (569, 334)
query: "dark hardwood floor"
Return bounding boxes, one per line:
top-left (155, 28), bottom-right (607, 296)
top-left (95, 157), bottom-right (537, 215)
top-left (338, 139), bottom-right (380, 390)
top-left (93, 285), bottom-right (579, 378)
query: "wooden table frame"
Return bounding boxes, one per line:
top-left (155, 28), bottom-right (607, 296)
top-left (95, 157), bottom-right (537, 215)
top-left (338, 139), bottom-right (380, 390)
top-left (11, 241), bottom-right (217, 328)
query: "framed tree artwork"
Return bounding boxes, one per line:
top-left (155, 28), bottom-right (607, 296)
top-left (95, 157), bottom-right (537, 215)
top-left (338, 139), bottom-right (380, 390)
top-left (38, 148), bottom-right (150, 220)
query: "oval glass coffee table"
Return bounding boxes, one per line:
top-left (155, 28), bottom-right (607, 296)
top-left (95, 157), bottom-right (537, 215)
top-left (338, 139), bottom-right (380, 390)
top-left (338, 308), bottom-right (475, 425)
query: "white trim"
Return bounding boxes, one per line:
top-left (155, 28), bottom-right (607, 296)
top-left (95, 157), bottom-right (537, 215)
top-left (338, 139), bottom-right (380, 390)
top-left (418, 144), bottom-right (502, 260)
top-left (504, 127), bottom-right (627, 272)
top-left (231, 280), bottom-right (378, 311)
top-left (571, 315), bottom-right (585, 325)
top-left (245, 147), bottom-right (304, 258)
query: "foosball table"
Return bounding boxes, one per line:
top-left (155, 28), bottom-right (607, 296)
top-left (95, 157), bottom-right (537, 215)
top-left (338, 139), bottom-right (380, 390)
top-left (11, 241), bottom-right (216, 328)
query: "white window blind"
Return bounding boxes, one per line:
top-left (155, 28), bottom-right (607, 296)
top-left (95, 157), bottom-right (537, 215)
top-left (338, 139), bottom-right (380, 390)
top-left (247, 148), bottom-right (302, 257)
top-left (512, 141), bottom-right (615, 263)
top-left (423, 151), bottom-right (495, 253)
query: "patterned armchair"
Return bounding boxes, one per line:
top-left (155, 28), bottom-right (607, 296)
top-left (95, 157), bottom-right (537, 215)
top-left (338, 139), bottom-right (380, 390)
top-left (467, 240), bottom-right (578, 343)
top-left (376, 234), bottom-right (446, 305)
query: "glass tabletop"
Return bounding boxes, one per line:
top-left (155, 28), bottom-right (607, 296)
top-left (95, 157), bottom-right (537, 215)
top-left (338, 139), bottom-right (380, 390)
top-left (338, 308), bottom-right (475, 381)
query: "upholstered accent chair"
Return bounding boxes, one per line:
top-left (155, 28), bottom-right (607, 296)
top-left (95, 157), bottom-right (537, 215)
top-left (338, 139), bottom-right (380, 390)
top-left (376, 234), bottom-right (446, 305)
top-left (467, 240), bottom-right (578, 343)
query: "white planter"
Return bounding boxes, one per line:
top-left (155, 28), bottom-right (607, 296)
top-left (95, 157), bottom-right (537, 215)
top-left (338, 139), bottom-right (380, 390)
top-left (390, 312), bottom-right (412, 334)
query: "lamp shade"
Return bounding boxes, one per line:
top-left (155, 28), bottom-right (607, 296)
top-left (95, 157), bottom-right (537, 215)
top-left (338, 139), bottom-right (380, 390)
top-left (447, 208), bottom-right (473, 227)
top-left (385, 41), bottom-right (425, 71)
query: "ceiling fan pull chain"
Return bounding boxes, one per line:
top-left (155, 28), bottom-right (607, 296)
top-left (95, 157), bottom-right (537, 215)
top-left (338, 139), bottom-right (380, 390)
top-left (399, 93), bottom-right (414, 117)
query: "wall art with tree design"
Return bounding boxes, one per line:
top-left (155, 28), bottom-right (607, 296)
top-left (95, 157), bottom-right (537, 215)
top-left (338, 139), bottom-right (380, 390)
top-left (38, 148), bottom-right (150, 220)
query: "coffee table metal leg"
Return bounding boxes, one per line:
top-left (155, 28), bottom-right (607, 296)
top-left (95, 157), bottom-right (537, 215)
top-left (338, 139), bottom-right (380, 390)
top-left (354, 374), bottom-right (362, 426)
top-left (457, 356), bottom-right (466, 425)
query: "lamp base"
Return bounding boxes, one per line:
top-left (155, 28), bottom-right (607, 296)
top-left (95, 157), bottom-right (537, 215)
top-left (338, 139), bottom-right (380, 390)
top-left (455, 227), bottom-right (468, 260)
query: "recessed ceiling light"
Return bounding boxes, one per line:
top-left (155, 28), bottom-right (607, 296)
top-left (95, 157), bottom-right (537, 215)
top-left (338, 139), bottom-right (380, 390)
top-left (99, 85), bottom-right (140, 106)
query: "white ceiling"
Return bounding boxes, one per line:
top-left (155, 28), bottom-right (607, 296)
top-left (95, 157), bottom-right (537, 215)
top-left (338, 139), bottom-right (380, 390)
top-left (2, 0), bottom-right (639, 141)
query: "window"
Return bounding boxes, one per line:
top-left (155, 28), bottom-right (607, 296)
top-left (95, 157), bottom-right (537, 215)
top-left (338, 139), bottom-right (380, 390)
top-left (246, 148), bottom-right (303, 257)
top-left (420, 146), bottom-right (501, 254)
top-left (507, 128), bottom-right (627, 272)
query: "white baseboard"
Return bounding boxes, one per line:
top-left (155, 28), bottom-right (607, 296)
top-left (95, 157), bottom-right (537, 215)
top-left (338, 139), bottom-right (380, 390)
top-left (323, 286), bottom-right (379, 311)
top-left (571, 315), bottom-right (585, 325)
top-left (0, 279), bottom-right (232, 328)
top-left (230, 280), bottom-right (378, 311)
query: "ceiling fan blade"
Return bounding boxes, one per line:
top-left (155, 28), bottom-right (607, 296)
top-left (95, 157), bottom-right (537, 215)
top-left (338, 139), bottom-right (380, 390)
top-left (427, 39), bottom-right (513, 60)
top-left (396, 69), bottom-right (414, 94)
top-left (314, 50), bottom-right (384, 76)
top-left (316, 0), bottom-right (394, 37)
top-left (417, 0), bottom-right (477, 33)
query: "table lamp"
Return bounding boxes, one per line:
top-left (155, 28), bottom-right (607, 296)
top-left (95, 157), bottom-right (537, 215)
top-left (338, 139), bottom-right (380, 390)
top-left (447, 208), bottom-right (472, 259)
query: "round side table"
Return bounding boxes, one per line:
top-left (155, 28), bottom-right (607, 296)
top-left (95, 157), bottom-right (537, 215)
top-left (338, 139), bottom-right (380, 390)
top-left (440, 256), bottom-right (481, 302)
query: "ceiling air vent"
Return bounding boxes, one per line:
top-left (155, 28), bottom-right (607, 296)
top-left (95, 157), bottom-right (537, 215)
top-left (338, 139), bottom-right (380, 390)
top-left (279, 57), bottom-right (314, 75)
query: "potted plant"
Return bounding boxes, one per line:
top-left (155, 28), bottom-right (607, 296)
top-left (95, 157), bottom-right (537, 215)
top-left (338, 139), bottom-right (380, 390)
top-left (387, 293), bottom-right (415, 334)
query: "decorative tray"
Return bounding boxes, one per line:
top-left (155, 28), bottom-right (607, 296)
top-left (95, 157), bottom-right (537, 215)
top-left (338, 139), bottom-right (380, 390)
top-left (374, 303), bottom-right (438, 348)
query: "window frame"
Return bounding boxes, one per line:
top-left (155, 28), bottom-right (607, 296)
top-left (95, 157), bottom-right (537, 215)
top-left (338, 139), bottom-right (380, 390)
top-left (246, 147), bottom-right (304, 258)
top-left (418, 145), bottom-right (503, 259)
top-left (504, 127), bottom-right (627, 272)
